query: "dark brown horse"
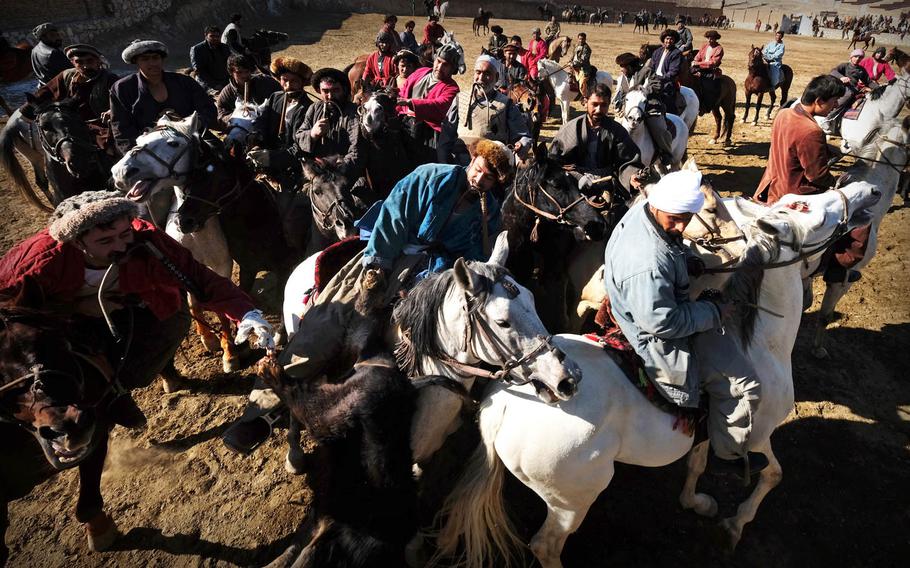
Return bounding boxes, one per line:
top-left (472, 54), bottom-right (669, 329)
top-left (0, 39), bottom-right (33, 116)
top-left (848, 30), bottom-right (875, 51)
top-left (743, 45), bottom-right (793, 124)
top-left (0, 279), bottom-right (120, 565)
top-left (473, 10), bottom-right (493, 36)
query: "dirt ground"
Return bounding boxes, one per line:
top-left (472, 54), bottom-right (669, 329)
top-left (3, 11), bottom-right (910, 568)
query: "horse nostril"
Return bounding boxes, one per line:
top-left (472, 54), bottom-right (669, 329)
top-left (557, 377), bottom-right (577, 396)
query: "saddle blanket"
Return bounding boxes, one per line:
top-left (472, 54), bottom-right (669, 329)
top-left (843, 97), bottom-right (866, 121)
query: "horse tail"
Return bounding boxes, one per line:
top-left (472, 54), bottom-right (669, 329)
top-left (433, 398), bottom-right (523, 568)
top-left (0, 116), bottom-right (50, 212)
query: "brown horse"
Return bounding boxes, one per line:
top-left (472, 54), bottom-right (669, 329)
top-left (547, 36), bottom-right (572, 63)
top-left (743, 45), bottom-right (793, 124)
top-left (640, 43), bottom-right (736, 145)
top-left (473, 10), bottom-right (493, 36)
top-left (848, 30), bottom-right (875, 51)
top-left (0, 39), bottom-right (34, 116)
top-left (508, 82), bottom-right (543, 140)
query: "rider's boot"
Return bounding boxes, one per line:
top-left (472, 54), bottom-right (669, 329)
top-left (708, 450), bottom-right (769, 483)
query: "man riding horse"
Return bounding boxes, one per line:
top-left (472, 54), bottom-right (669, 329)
top-left (215, 54), bottom-right (281, 130)
top-left (826, 49), bottom-right (873, 133)
top-left (544, 15), bottom-right (561, 45)
top-left (362, 31), bottom-right (399, 95)
top-left (439, 54), bottom-right (532, 165)
top-left (641, 28), bottom-right (684, 171)
top-left (20, 44), bottom-right (119, 154)
top-left (0, 191), bottom-right (274, 430)
top-left (571, 32), bottom-right (594, 101)
top-left (487, 25), bottom-right (508, 60)
top-left (604, 171), bottom-right (768, 480)
top-left (502, 43), bottom-right (528, 89)
top-left (691, 30), bottom-right (725, 113)
top-left (675, 18), bottom-right (694, 61)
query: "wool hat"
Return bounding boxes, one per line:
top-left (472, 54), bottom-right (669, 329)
top-left (64, 44), bottom-right (102, 59)
top-left (647, 171), bottom-right (704, 214)
top-left (311, 67), bottom-right (351, 94)
top-left (393, 49), bottom-right (420, 67)
top-left (491, 25), bottom-right (504, 34)
top-left (704, 30), bottom-right (721, 40)
top-left (270, 56), bottom-right (313, 82)
top-left (122, 39), bottom-right (168, 64)
top-left (615, 52), bottom-right (640, 67)
top-left (850, 48), bottom-right (865, 58)
top-left (436, 43), bottom-right (461, 70)
top-left (32, 23), bottom-right (59, 40)
top-left (659, 29), bottom-right (681, 42)
top-left (48, 191), bottom-right (140, 243)
top-left (468, 139), bottom-right (513, 185)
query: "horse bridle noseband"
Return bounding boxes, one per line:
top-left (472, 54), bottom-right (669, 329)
top-left (436, 276), bottom-right (557, 386)
top-left (128, 125), bottom-right (196, 181)
top-left (37, 109), bottom-right (101, 168)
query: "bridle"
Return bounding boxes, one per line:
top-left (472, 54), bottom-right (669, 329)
top-left (306, 173), bottom-right (354, 233)
top-left (435, 276), bottom-right (558, 386)
top-left (126, 124), bottom-right (196, 181)
top-left (842, 131), bottom-right (910, 176)
top-left (37, 107), bottom-right (101, 171)
top-left (511, 167), bottom-right (607, 241)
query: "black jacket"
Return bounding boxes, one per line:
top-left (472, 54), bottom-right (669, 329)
top-left (190, 40), bottom-right (232, 92)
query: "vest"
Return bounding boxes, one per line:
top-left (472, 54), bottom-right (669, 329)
top-left (61, 68), bottom-right (111, 118)
top-left (456, 88), bottom-right (510, 145)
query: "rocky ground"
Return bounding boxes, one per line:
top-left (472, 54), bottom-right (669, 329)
top-left (2, 11), bottom-right (909, 568)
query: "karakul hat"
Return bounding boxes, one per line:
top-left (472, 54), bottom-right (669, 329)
top-left (491, 25), bottom-right (504, 34)
top-left (48, 191), bottom-right (140, 242)
top-left (647, 171), bottom-right (704, 214)
top-left (270, 56), bottom-right (312, 82)
top-left (468, 139), bottom-right (513, 185)
top-left (122, 39), bottom-right (168, 64)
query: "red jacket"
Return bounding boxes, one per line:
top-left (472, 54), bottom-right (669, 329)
top-left (693, 43), bottom-right (724, 70)
top-left (0, 219), bottom-right (254, 322)
top-left (423, 22), bottom-right (445, 45)
top-left (397, 66), bottom-right (460, 132)
top-left (362, 51), bottom-right (397, 89)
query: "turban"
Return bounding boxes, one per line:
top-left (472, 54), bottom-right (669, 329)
top-left (475, 54), bottom-right (501, 76)
top-left (647, 171), bottom-right (704, 214)
top-left (48, 191), bottom-right (139, 242)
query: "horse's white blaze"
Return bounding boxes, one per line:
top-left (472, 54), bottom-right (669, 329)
top-left (435, 180), bottom-right (882, 568)
top-left (111, 113), bottom-right (200, 198)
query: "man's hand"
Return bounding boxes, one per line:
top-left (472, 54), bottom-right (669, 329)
top-left (397, 97), bottom-right (414, 110)
top-left (235, 309), bottom-right (276, 351)
top-left (839, 76), bottom-right (851, 84)
top-left (311, 117), bottom-right (329, 139)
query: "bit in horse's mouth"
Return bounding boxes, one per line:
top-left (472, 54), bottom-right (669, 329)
top-left (126, 180), bottom-right (152, 201)
top-left (531, 379), bottom-right (560, 404)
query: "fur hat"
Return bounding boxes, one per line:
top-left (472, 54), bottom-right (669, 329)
top-left (468, 139), bottom-right (512, 185)
top-left (32, 23), bottom-right (59, 40)
top-left (704, 30), bottom-right (721, 40)
top-left (376, 30), bottom-right (397, 47)
top-left (491, 25), bottom-right (504, 34)
top-left (48, 191), bottom-right (140, 243)
top-left (501, 43), bottom-right (519, 55)
top-left (659, 29), bottom-right (680, 42)
top-left (122, 39), bottom-right (168, 64)
top-left (64, 44), bottom-right (102, 59)
top-left (270, 56), bottom-right (312, 82)
top-left (615, 52), bottom-right (640, 67)
top-left (311, 67), bottom-right (351, 94)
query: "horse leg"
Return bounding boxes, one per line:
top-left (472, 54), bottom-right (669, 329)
top-left (678, 440), bottom-right (718, 516)
top-left (77, 430), bottom-right (120, 552)
top-left (528, 483), bottom-right (607, 568)
top-left (285, 415), bottom-right (308, 475)
top-left (188, 294), bottom-right (222, 354)
top-left (753, 93), bottom-right (764, 125)
top-left (217, 311), bottom-right (241, 373)
top-left (710, 107), bottom-right (722, 144)
top-left (811, 280), bottom-right (853, 359)
top-left (723, 101), bottom-right (735, 146)
top-left (561, 97), bottom-right (571, 125)
top-left (742, 93), bottom-right (752, 124)
top-left (767, 90), bottom-right (777, 120)
top-left (718, 440), bottom-right (782, 551)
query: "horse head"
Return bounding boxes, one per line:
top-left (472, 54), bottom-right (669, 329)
top-left (225, 99), bottom-right (267, 150)
top-left (174, 138), bottom-right (244, 234)
top-left (511, 145), bottom-right (609, 241)
top-left (393, 232), bottom-right (583, 403)
top-left (620, 89), bottom-right (648, 131)
top-left (112, 112), bottom-right (202, 202)
top-left (34, 98), bottom-right (98, 179)
top-left (301, 157), bottom-right (366, 241)
top-left (639, 43), bottom-right (660, 61)
top-left (747, 45), bottom-right (765, 72)
top-left (360, 88), bottom-right (399, 138)
top-left (0, 279), bottom-right (110, 470)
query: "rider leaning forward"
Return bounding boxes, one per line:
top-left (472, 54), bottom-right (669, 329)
top-left (604, 171), bottom-right (767, 479)
top-left (0, 191), bottom-right (274, 430)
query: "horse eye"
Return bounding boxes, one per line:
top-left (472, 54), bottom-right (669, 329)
top-left (705, 208), bottom-right (717, 214)
top-left (313, 188), bottom-right (322, 196)
top-left (496, 320), bottom-right (511, 329)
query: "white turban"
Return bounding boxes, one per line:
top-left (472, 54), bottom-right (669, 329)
top-left (475, 54), bottom-right (502, 76)
top-left (647, 170), bottom-right (704, 214)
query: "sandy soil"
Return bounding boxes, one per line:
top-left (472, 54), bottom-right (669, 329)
top-left (3, 11), bottom-right (910, 568)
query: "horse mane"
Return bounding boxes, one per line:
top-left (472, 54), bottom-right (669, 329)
top-left (869, 84), bottom-right (888, 101)
top-left (392, 262), bottom-right (507, 375)
top-left (723, 230), bottom-right (779, 347)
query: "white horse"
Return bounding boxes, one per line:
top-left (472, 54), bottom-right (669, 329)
top-left (434, 0), bottom-right (449, 21)
top-left (812, 121), bottom-right (910, 357)
top-left (537, 58), bottom-right (614, 125)
top-left (840, 70), bottom-right (910, 152)
top-left (224, 98), bottom-right (267, 152)
top-left (434, 179), bottom-right (882, 568)
top-left (280, 233), bottom-right (583, 469)
top-left (111, 113), bottom-right (239, 376)
top-left (620, 88), bottom-right (689, 170)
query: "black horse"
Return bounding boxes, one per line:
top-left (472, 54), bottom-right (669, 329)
top-left (1, 279), bottom-right (120, 565)
top-left (243, 29), bottom-right (289, 74)
top-left (503, 147), bottom-right (618, 333)
top-left (34, 99), bottom-right (113, 204)
top-left (300, 158), bottom-right (375, 254)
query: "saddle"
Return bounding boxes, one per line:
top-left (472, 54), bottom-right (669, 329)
top-left (584, 296), bottom-right (702, 435)
top-left (303, 237), bottom-right (367, 307)
top-left (843, 96), bottom-right (866, 121)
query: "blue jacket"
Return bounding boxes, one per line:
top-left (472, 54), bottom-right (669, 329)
top-left (604, 201), bottom-right (721, 407)
top-left (364, 163), bottom-right (501, 273)
top-left (110, 71), bottom-right (216, 155)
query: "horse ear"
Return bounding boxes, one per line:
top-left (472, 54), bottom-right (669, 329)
top-left (12, 276), bottom-right (45, 309)
top-left (488, 231), bottom-right (510, 267)
top-left (453, 257), bottom-right (481, 295)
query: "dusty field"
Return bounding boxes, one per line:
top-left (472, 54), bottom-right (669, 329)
top-left (4, 11), bottom-right (910, 568)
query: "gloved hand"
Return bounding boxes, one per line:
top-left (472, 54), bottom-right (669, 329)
top-left (577, 172), bottom-right (598, 193)
top-left (235, 309), bottom-right (276, 351)
top-left (697, 288), bottom-right (734, 321)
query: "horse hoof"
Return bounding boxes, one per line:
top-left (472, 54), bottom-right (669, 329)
top-left (708, 139), bottom-right (717, 145)
top-left (223, 356), bottom-right (242, 374)
top-left (160, 375), bottom-right (182, 394)
top-left (812, 346), bottom-right (829, 359)
top-left (84, 512), bottom-right (120, 552)
top-left (285, 451), bottom-right (307, 475)
top-left (752, 121), bottom-right (759, 126)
